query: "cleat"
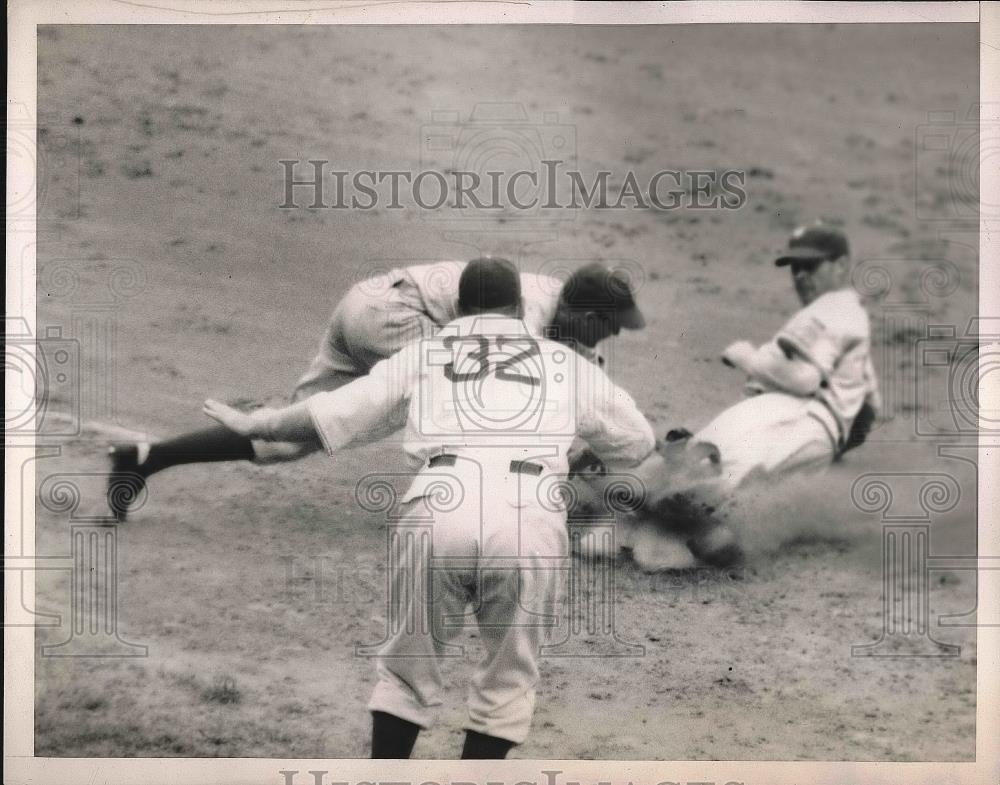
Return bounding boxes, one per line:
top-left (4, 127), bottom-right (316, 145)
top-left (107, 443), bottom-right (147, 521)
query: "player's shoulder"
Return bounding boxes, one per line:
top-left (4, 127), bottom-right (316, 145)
top-left (406, 260), bottom-right (466, 291)
top-left (810, 287), bottom-right (862, 310)
top-left (805, 288), bottom-right (869, 330)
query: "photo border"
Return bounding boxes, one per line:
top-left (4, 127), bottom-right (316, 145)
top-left (6, 2), bottom-right (996, 784)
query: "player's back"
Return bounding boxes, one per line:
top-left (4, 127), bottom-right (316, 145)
top-left (401, 314), bottom-right (580, 482)
top-left (404, 262), bottom-right (562, 336)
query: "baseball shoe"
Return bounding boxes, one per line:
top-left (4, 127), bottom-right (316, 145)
top-left (107, 443), bottom-right (147, 521)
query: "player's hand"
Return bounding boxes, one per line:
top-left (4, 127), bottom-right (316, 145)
top-left (721, 340), bottom-right (755, 370)
top-left (203, 399), bottom-right (256, 436)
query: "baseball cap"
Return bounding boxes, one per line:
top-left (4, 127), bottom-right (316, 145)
top-left (775, 224), bottom-right (850, 266)
top-left (458, 257), bottom-right (521, 313)
top-left (560, 263), bottom-right (646, 329)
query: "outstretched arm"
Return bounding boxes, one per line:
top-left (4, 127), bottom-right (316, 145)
top-left (203, 342), bottom-right (420, 451)
top-left (203, 399), bottom-right (318, 442)
top-left (575, 362), bottom-right (656, 471)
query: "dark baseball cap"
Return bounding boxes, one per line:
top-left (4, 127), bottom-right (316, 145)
top-left (458, 257), bottom-right (521, 313)
top-left (560, 263), bottom-right (646, 329)
top-left (775, 224), bottom-right (850, 266)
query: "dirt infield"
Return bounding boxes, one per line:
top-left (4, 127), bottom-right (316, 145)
top-left (34, 24), bottom-right (978, 759)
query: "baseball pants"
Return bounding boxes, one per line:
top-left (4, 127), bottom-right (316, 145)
top-left (367, 483), bottom-right (567, 744)
top-left (691, 391), bottom-right (838, 491)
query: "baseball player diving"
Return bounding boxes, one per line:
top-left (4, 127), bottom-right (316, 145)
top-left (570, 223), bottom-right (882, 570)
top-left (107, 258), bottom-right (645, 520)
top-left (202, 258), bottom-right (655, 758)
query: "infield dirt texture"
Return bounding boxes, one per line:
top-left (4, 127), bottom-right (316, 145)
top-left (34, 24), bottom-right (978, 759)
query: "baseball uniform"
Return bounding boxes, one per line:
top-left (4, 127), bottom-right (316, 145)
top-left (293, 262), bottom-right (564, 400)
top-left (691, 286), bottom-right (881, 490)
top-left (279, 314), bottom-right (654, 743)
top-left (253, 262), bottom-right (566, 463)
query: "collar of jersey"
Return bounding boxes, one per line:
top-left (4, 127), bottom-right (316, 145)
top-left (445, 314), bottom-right (531, 336)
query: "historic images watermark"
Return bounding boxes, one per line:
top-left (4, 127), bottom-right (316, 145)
top-left (279, 160), bottom-right (747, 212)
top-left (279, 104), bottom-right (745, 213)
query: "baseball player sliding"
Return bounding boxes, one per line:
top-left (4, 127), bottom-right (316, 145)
top-left (572, 223), bottom-right (882, 570)
top-left (107, 258), bottom-right (645, 520)
top-left (203, 259), bottom-right (655, 758)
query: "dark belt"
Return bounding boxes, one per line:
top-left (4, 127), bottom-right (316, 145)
top-left (428, 454), bottom-right (542, 476)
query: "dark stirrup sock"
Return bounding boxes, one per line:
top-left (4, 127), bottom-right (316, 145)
top-left (370, 711), bottom-right (421, 759)
top-left (141, 424), bottom-right (255, 477)
top-left (460, 729), bottom-right (515, 759)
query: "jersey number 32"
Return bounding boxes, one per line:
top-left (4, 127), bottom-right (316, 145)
top-left (443, 335), bottom-right (541, 387)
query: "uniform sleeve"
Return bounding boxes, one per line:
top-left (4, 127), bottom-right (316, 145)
top-left (775, 292), bottom-right (867, 378)
top-left (249, 400), bottom-right (320, 442)
top-left (305, 342), bottom-right (421, 454)
top-left (745, 340), bottom-right (823, 396)
top-left (574, 360), bottom-right (656, 470)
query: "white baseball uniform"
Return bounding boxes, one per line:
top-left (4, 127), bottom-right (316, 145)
top-left (254, 262), bottom-right (568, 464)
top-left (564, 287), bottom-right (881, 572)
top-left (691, 287), bottom-right (881, 490)
top-left (293, 262), bottom-right (564, 399)
top-left (290, 314), bottom-right (654, 743)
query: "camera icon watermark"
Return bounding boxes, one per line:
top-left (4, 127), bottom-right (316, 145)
top-left (416, 318), bottom-right (578, 439)
top-left (7, 102), bottom-right (82, 229)
top-left (915, 104), bottom-right (1000, 222)
top-left (913, 317), bottom-right (1000, 438)
top-left (419, 102), bottom-right (577, 224)
top-left (4, 317), bottom-right (82, 438)
top-left (850, 253), bottom-right (963, 427)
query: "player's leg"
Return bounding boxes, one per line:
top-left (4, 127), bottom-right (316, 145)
top-left (258, 284), bottom-right (435, 468)
top-left (367, 497), bottom-right (475, 758)
top-left (340, 285), bottom-right (437, 371)
top-left (689, 392), bottom-right (834, 490)
top-left (462, 503), bottom-right (566, 757)
top-left (370, 710), bottom-right (421, 759)
top-left (105, 296), bottom-right (357, 519)
top-left (105, 282), bottom-right (400, 519)
top-left (107, 426), bottom-right (256, 520)
top-left (678, 396), bottom-right (836, 566)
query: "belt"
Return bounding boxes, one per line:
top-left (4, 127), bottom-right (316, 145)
top-left (428, 454), bottom-right (543, 476)
top-left (810, 395), bottom-right (845, 448)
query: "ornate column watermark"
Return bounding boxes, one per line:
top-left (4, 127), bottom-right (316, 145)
top-left (33, 473), bottom-right (148, 657)
top-left (850, 472), bottom-right (962, 657)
